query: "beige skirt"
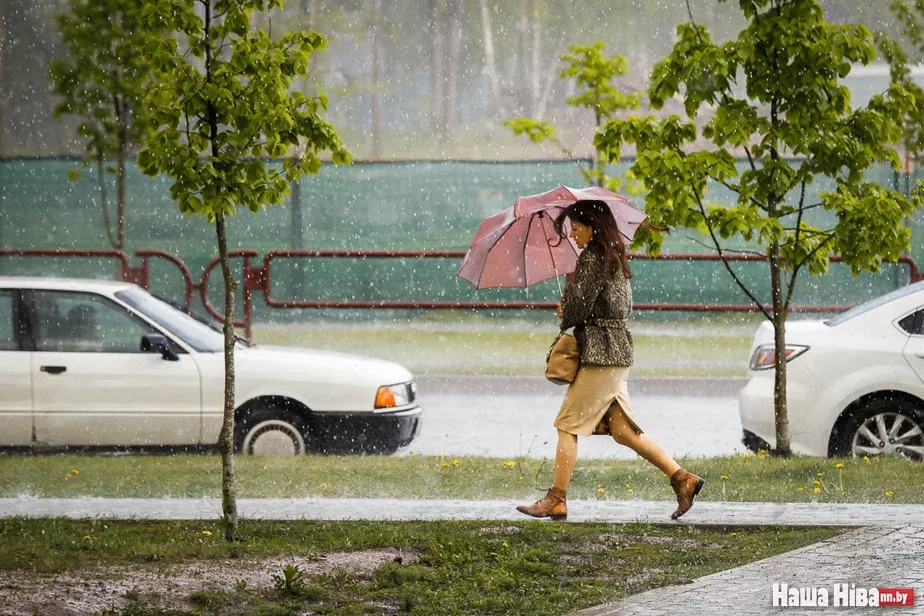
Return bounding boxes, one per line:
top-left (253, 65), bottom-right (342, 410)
top-left (553, 365), bottom-right (643, 437)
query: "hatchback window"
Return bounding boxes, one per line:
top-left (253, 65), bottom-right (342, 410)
top-left (0, 290), bottom-right (16, 351)
top-left (32, 290), bottom-right (158, 353)
top-left (898, 309), bottom-right (924, 336)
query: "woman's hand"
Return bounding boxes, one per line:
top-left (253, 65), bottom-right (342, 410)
top-left (555, 301), bottom-right (563, 318)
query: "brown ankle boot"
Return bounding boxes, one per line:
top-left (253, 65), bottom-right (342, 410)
top-left (670, 469), bottom-right (705, 520)
top-left (516, 487), bottom-right (567, 520)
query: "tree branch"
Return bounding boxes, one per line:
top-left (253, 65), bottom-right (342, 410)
top-left (784, 231), bottom-right (835, 312)
top-left (693, 191), bottom-right (773, 320)
top-left (682, 235), bottom-right (766, 258)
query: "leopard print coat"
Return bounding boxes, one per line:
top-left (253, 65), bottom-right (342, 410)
top-left (559, 243), bottom-right (633, 366)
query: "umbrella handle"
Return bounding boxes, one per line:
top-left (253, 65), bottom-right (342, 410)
top-left (539, 212), bottom-right (563, 297)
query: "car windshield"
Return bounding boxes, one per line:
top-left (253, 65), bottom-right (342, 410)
top-left (115, 287), bottom-right (224, 352)
top-left (826, 279), bottom-right (924, 326)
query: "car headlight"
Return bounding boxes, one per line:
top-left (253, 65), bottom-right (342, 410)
top-left (374, 382), bottom-right (414, 408)
top-left (749, 344), bottom-right (810, 370)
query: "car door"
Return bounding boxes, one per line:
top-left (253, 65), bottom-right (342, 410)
top-left (900, 307), bottom-right (924, 384)
top-left (28, 289), bottom-right (203, 447)
top-left (0, 289), bottom-right (32, 446)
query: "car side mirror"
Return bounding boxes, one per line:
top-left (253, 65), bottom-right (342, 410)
top-left (141, 334), bottom-right (180, 361)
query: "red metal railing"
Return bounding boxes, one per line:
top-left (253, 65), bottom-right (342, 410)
top-left (2, 247), bottom-right (922, 339)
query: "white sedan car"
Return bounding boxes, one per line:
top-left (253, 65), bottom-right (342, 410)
top-left (739, 280), bottom-right (924, 460)
top-left (0, 276), bottom-right (421, 455)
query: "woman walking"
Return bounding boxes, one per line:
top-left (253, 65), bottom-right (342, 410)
top-left (516, 200), bottom-right (704, 521)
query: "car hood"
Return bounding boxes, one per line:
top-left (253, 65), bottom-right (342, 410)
top-left (236, 344), bottom-right (414, 386)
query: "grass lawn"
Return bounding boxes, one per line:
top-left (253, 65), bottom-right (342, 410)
top-left (250, 313), bottom-right (762, 377)
top-left (0, 453), bottom-right (917, 504)
top-left (0, 518), bottom-right (839, 616)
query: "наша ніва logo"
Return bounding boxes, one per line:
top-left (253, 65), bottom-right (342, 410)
top-left (772, 583), bottom-right (914, 607)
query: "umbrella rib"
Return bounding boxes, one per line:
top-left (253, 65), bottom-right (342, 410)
top-left (476, 213), bottom-right (525, 289)
top-left (539, 213), bottom-right (563, 296)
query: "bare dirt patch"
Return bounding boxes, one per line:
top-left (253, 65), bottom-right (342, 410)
top-left (0, 548), bottom-right (417, 616)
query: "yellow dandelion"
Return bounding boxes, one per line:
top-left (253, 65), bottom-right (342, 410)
top-left (817, 472), bottom-right (824, 477)
top-left (441, 462), bottom-right (450, 468)
top-left (739, 453), bottom-right (747, 459)
top-left (175, 481), bottom-right (181, 486)
top-left (202, 530), bottom-right (212, 536)
top-left (795, 487), bottom-right (804, 493)
top-left (863, 455), bottom-right (870, 463)
top-left (885, 491), bottom-right (894, 497)
top-left (813, 487), bottom-right (821, 493)
top-left (721, 475), bottom-right (729, 480)
top-left (813, 480), bottom-right (821, 486)
top-left (625, 484), bottom-right (631, 490)
top-left (452, 459), bottom-right (460, 468)
top-left (82, 535), bottom-right (92, 540)
top-left (71, 469), bottom-right (79, 475)
top-left (319, 483), bottom-right (329, 489)
top-left (835, 463), bottom-right (844, 469)
top-left (597, 487), bottom-right (605, 494)
top-left (502, 541), bottom-right (509, 548)
top-left (519, 476), bottom-right (525, 481)
top-left (729, 532), bottom-right (737, 537)
top-left (503, 460), bottom-right (516, 467)
top-left (65, 474), bottom-right (71, 480)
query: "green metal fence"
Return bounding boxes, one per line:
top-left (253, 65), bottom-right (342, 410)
top-left (1, 158), bottom-right (921, 322)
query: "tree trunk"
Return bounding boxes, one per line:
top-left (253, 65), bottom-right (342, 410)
top-left (429, 0), bottom-right (443, 132)
top-left (290, 176), bottom-right (304, 299)
top-left (116, 146), bottom-right (126, 251)
top-left (97, 155), bottom-right (118, 249)
top-left (769, 238), bottom-right (791, 456)
top-left (205, 0), bottom-right (239, 540)
top-left (115, 96), bottom-right (127, 251)
top-left (529, 0), bottom-right (541, 116)
top-left (370, 0), bottom-right (382, 157)
top-left (442, 0), bottom-right (460, 144)
top-left (516, 0), bottom-right (528, 115)
top-left (216, 215), bottom-right (239, 540)
top-left (0, 3), bottom-right (6, 158)
top-left (300, 0), bottom-right (315, 20)
top-left (479, 0), bottom-right (500, 111)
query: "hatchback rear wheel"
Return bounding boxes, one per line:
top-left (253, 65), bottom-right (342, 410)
top-left (841, 400), bottom-right (924, 462)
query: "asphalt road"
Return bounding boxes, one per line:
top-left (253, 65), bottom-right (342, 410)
top-left (407, 375), bottom-right (747, 460)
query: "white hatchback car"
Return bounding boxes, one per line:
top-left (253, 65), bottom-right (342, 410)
top-left (739, 280), bottom-right (924, 460)
top-left (0, 277), bottom-right (422, 455)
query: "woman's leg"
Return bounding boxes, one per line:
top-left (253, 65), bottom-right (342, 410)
top-left (552, 429), bottom-right (578, 490)
top-left (515, 429), bottom-right (576, 520)
top-left (605, 404), bottom-right (681, 477)
top-left (606, 403), bottom-right (704, 519)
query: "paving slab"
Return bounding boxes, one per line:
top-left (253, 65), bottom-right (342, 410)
top-left (571, 525), bottom-right (924, 616)
top-left (1, 497), bottom-right (923, 526)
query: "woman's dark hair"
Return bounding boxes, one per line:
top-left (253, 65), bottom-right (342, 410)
top-left (556, 200), bottom-right (632, 279)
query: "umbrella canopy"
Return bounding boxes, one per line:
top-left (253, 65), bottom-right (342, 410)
top-left (457, 185), bottom-right (647, 290)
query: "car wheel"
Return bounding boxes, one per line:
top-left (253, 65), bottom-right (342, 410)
top-left (235, 408), bottom-right (310, 456)
top-left (840, 399), bottom-right (924, 462)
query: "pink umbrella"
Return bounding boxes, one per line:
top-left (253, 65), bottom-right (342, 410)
top-left (457, 185), bottom-right (647, 292)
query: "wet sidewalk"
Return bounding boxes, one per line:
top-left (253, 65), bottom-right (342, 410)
top-left (573, 525), bottom-right (924, 616)
top-left (1, 496), bottom-right (923, 526)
